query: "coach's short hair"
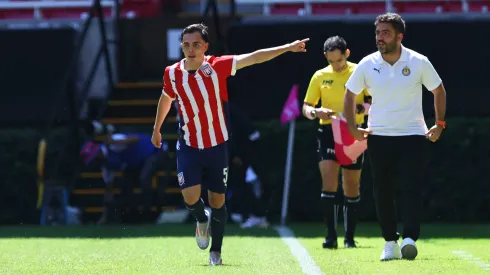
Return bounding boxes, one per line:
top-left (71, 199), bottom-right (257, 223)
top-left (323, 36), bottom-right (348, 54)
top-left (375, 13), bottom-right (406, 34)
top-left (181, 23), bottom-right (209, 42)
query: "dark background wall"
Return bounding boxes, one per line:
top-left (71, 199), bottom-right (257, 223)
top-left (0, 28), bottom-right (76, 125)
top-left (225, 19), bottom-right (490, 120)
top-left (4, 18), bottom-right (489, 123)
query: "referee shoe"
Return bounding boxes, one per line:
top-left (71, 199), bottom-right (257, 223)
top-left (401, 238), bottom-right (418, 260)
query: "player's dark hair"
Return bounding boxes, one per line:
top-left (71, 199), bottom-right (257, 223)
top-left (181, 23), bottom-right (209, 43)
top-left (375, 12), bottom-right (406, 34)
top-left (323, 36), bottom-right (348, 54)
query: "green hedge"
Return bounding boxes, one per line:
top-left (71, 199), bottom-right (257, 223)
top-left (255, 117), bottom-right (490, 223)
top-left (0, 128), bottom-right (79, 224)
top-left (1, 117), bottom-right (489, 224)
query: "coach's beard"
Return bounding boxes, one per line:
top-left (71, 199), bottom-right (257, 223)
top-left (377, 41), bottom-right (396, 54)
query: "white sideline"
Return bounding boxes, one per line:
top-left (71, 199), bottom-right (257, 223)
top-left (452, 250), bottom-right (490, 271)
top-left (275, 226), bottom-right (325, 275)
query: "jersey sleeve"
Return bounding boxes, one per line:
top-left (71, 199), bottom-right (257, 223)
top-left (162, 67), bottom-right (176, 100)
top-left (421, 57), bottom-right (442, 91)
top-left (362, 88), bottom-right (371, 97)
top-left (304, 72), bottom-right (322, 106)
top-left (345, 61), bottom-right (367, 95)
top-left (212, 55), bottom-right (237, 78)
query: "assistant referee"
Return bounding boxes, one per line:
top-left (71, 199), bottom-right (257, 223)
top-left (344, 13), bottom-right (446, 261)
top-left (303, 36), bottom-right (370, 249)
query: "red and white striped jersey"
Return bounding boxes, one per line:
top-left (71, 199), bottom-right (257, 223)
top-left (162, 55), bottom-right (237, 149)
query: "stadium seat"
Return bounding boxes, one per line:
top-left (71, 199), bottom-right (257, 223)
top-left (312, 2), bottom-right (385, 15)
top-left (265, 0), bottom-right (467, 16)
top-left (392, 1), bottom-right (462, 14)
top-left (468, 0), bottom-right (490, 13)
top-left (270, 3), bottom-right (305, 15)
top-left (0, 9), bottom-right (35, 19)
top-left (120, 0), bottom-right (162, 17)
top-left (0, 0), bottom-right (162, 19)
top-left (357, 2), bottom-right (386, 14)
top-left (42, 7), bottom-right (112, 19)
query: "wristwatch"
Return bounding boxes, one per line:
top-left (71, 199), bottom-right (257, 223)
top-left (311, 109), bottom-right (317, 119)
top-left (436, 120), bottom-right (446, 129)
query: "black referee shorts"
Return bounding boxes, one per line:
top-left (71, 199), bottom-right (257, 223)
top-left (316, 124), bottom-right (364, 170)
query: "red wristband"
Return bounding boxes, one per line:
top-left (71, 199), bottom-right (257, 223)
top-left (436, 120), bottom-right (446, 129)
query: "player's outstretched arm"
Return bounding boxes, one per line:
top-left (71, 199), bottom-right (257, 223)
top-left (235, 38), bottom-right (309, 70)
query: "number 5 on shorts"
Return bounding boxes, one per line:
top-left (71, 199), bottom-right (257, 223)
top-left (223, 167), bottom-right (228, 186)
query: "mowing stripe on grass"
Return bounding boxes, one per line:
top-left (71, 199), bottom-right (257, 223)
top-left (275, 226), bottom-right (325, 275)
top-left (452, 250), bottom-right (490, 271)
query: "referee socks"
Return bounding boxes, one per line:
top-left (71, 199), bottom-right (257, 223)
top-left (344, 196), bottom-right (360, 241)
top-left (321, 191), bottom-right (339, 239)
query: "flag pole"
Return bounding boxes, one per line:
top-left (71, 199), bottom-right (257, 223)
top-left (279, 84), bottom-right (300, 226)
top-left (280, 118), bottom-right (296, 226)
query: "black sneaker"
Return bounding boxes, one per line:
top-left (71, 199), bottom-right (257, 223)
top-left (344, 239), bottom-right (357, 248)
top-left (322, 238), bottom-right (338, 249)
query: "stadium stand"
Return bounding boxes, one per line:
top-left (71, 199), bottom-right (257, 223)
top-left (231, 0), bottom-right (490, 16)
top-left (74, 83), bottom-right (182, 222)
top-left (1, 0), bottom-right (489, 18)
top-left (0, 0), bottom-right (162, 20)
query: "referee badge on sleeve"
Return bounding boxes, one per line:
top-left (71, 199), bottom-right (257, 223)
top-left (200, 64), bottom-right (213, 77)
top-left (402, 66), bottom-right (411, 76)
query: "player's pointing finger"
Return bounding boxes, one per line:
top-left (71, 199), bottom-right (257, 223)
top-left (300, 38), bottom-right (310, 43)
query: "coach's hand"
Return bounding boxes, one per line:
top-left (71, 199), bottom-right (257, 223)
top-left (151, 130), bottom-right (162, 148)
top-left (288, 38), bottom-right (309, 52)
top-left (350, 128), bottom-right (371, 141)
top-left (316, 108), bottom-right (335, 120)
top-left (426, 125), bottom-right (443, 142)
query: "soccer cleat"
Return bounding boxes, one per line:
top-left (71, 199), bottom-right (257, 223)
top-left (344, 239), bottom-right (357, 248)
top-left (401, 238), bottom-right (418, 260)
top-left (380, 241), bottom-right (402, 261)
top-left (209, 251), bottom-right (223, 266)
top-left (240, 216), bottom-right (270, 229)
top-left (322, 237), bottom-right (338, 249)
top-left (196, 209), bottom-right (211, 250)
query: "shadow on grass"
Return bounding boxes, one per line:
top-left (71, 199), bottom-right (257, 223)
top-left (287, 222), bottom-right (490, 239)
top-left (0, 222), bottom-right (488, 239)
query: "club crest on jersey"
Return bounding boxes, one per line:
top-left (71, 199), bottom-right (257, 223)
top-left (200, 64), bottom-right (213, 77)
top-left (402, 66), bottom-right (411, 76)
top-left (178, 172), bottom-right (185, 186)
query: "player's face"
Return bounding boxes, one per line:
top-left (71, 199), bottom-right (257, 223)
top-left (181, 32), bottom-right (209, 61)
top-left (375, 22), bottom-right (401, 54)
top-left (324, 49), bottom-right (349, 72)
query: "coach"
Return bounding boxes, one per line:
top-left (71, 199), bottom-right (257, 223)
top-left (343, 13), bottom-right (446, 261)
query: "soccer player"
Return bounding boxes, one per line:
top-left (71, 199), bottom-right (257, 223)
top-left (151, 23), bottom-right (309, 265)
top-left (344, 13), bottom-right (446, 261)
top-left (303, 36), bottom-right (370, 249)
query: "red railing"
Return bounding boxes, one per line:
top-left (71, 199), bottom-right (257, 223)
top-left (234, 0), bottom-right (490, 16)
top-left (0, 0), bottom-right (161, 20)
